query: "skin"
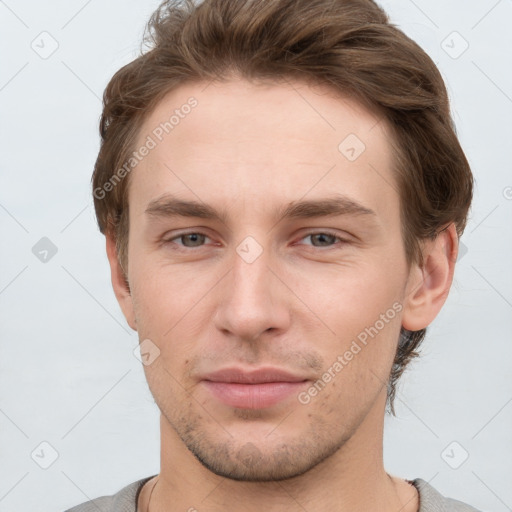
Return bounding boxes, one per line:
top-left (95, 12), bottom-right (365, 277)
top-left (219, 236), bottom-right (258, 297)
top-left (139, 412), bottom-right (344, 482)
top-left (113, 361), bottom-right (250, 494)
top-left (105, 78), bottom-right (458, 512)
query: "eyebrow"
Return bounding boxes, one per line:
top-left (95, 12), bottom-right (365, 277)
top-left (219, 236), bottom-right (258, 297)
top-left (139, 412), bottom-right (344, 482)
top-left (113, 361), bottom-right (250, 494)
top-left (144, 193), bottom-right (377, 224)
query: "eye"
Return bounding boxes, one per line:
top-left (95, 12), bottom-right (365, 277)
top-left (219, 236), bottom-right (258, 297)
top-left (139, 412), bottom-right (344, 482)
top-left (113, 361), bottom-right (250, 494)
top-left (297, 232), bottom-right (347, 248)
top-left (162, 230), bottom-right (349, 251)
top-left (164, 232), bottom-right (211, 248)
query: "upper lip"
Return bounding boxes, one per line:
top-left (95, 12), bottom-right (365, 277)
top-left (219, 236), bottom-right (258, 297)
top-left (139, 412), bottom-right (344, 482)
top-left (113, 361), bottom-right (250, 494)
top-left (201, 367), bottom-right (309, 384)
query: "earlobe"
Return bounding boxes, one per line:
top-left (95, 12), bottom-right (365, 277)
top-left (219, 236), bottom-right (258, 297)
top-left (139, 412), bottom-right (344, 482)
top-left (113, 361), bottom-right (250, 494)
top-left (105, 234), bottom-right (137, 331)
top-left (401, 223), bottom-right (458, 332)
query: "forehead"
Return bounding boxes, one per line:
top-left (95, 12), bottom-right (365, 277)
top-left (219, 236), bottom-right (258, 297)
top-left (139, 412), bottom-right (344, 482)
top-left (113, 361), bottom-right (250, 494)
top-left (129, 78), bottom-right (398, 224)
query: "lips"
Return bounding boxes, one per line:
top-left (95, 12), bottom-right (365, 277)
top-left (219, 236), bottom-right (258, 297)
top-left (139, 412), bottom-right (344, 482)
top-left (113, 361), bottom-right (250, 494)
top-left (202, 367), bottom-right (308, 384)
top-left (201, 367), bottom-right (309, 409)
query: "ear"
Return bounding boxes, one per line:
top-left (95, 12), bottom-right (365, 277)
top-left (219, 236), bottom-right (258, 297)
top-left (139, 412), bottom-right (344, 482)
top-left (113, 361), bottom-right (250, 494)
top-left (401, 223), bottom-right (458, 331)
top-left (105, 233), bottom-right (137, 331)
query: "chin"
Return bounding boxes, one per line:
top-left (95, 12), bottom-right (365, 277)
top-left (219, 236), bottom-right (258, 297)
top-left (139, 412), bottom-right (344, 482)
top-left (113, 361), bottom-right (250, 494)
top-left (183, 430), bottom-right (352, 482)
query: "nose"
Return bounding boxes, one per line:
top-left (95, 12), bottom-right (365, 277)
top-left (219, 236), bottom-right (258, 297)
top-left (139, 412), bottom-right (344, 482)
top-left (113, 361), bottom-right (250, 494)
top-left (212, 244), bottom-right (291, 342)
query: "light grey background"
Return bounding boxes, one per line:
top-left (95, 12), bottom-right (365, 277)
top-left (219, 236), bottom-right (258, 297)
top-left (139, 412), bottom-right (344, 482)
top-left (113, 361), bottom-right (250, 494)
top-left (0, 1), bottom-right (510, 511)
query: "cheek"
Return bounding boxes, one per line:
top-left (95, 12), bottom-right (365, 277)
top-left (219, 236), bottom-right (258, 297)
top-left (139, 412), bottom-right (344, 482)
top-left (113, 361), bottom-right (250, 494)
top-left (297, 258), bottom-right (403, 333)
top-left (299, 356), bottom-right (383, 423)
top-left (293, 261), bottom-right (404, 387)
top-left (129, 261), bottom-right (218, 373)
top-left (301, 316), bottom-right (401, 418)
top-left (130, 258), bottom-right (211, 327)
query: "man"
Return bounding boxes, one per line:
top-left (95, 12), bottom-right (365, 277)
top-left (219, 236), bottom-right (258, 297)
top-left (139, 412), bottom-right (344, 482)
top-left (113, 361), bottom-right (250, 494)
top-left (67, 0), bottom-right (479, 510)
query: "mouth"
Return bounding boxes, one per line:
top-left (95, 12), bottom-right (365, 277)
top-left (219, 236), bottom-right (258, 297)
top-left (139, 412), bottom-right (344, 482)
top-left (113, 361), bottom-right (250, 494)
top-left (200, 367), bottom-right (310, 409)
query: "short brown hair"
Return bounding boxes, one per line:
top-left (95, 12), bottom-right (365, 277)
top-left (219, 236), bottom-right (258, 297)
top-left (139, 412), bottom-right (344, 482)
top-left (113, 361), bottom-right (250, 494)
top-left (92, 0), bottom-right (473, 413)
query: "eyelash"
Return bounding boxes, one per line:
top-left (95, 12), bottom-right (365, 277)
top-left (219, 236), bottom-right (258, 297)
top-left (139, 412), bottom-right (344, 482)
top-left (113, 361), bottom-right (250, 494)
top-left (162, 230), bottom-right (349, 251)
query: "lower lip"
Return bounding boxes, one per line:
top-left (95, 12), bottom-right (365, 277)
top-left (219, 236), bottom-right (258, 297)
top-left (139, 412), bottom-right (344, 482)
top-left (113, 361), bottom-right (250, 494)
top-left (202, 381), bottom-right (308, 409)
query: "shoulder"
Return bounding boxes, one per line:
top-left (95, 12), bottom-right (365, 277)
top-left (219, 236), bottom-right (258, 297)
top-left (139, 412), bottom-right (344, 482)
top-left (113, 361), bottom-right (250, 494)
top-left (64, 475), bottom-right (156, 512)
top-left (412, 478), bottom-right (482, 512)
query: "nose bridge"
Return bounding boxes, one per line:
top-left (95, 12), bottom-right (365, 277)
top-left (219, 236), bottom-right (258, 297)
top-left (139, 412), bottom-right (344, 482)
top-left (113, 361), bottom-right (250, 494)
top-left (213, 238), bottom-right (289, 340)
top-left (233, 244), bottom-right (271, 300)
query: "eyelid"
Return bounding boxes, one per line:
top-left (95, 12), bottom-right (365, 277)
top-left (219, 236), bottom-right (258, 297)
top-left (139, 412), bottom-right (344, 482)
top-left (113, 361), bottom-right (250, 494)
top-left (162, 229), bottom-right (214, 245)
top-left (293, 230), bottom-right (350, 247)
top-left (162, 228), bottom-right (351, 250)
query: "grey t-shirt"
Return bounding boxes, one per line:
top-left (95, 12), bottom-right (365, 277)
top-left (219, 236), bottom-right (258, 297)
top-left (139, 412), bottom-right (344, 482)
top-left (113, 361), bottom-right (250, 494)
top-left (65, 475), bottom-right (482, 512)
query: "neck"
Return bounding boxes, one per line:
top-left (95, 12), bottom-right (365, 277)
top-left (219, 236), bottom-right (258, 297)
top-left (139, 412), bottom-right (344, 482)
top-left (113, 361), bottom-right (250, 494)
top-left (143, 390), bottom-right (418, 512)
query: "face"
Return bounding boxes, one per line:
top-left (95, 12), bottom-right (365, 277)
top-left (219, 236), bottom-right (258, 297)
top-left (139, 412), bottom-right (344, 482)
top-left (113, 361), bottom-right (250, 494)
top-left (118, 78), bottom-right (416, 481)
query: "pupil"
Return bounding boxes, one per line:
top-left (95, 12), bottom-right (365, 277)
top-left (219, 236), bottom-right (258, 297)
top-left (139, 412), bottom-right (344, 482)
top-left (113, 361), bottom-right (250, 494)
top-left (313, 233), bottom-right (335, 246)
top-left (184, 233), bottom-right (204, 246)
